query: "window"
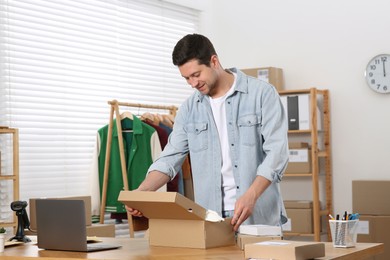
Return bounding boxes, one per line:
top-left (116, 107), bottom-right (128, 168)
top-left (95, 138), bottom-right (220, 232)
top-left (0, 0), bottom-right (199, 212)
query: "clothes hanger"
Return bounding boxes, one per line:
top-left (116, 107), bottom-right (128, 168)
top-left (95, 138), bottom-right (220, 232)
top-left (120, 111), bottom-right (133, 120)
top-left (161, 114), bottom-right (173, 128)
top-left (153, 113), bottom-right (163, 125)
top-left (120, 111), bottom-right (134, 132)
top-left (141, 112), bottom-right (154, 122)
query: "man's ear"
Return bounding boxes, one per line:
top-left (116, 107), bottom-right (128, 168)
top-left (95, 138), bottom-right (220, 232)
top-left (210, 55), bottom-right (219, 68)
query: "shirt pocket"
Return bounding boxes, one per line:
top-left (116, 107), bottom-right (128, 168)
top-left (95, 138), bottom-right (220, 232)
top-left (185, 122), bottom-right (208, 152)
top-left (238, 114), bottom-right (261, 146)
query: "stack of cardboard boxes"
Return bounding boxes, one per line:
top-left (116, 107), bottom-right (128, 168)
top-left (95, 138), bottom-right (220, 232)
top-left (284, 200), bottom-right (315, 234)
top-left (353, 180), bottom-right (390, 260)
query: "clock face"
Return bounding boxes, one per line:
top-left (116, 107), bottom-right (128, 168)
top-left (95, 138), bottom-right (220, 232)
top-left (365, 54), bottom-right (390, 94)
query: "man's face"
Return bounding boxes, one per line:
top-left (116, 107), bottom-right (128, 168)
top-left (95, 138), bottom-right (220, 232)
top-left (178, 56), bottom-right (219, 97)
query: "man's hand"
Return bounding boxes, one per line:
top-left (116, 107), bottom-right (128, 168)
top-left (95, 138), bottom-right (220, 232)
top-left (231, 189), bottom-right (257, 231)
top-left (124, 170), bottom-right (170, 217)
top-left (125, 205), bottom-right (143, 217)
top-left (231, 176), bottom-right (272, 231)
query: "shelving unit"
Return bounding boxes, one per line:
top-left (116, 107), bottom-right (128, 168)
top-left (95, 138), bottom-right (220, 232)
top-left (279, 88), bottom-right (332, 242)
top-left (0, 127), bottom-right (19, 232)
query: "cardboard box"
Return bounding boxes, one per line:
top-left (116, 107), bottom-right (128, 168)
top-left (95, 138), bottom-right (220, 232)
top-left (29, 196), bottom-right (92, 231)
top-left (86, 224), bottom-right (115, 237)
top-left (284, 200), bottom-right (313, 209)
top-left (25, 223), bottom-right (116, 238)
top-left (118, 191), bottom-right (235, 249)
top-left (285, 209), bottom-right (313, 234)
top-left (285, 143), bottom-right (312, 174)
top-left (284, 200), bottom-right (314, 234)
top-left (241, 67), bottom-right (284, 91)
top-left (353, 180), bottom-right (390, 215)
top-left (244, 240), bottom-right (325, 260)
top-left (236, 234), bottom-right (282, 250)
top-left (357, 215), bottom-right (390, 260)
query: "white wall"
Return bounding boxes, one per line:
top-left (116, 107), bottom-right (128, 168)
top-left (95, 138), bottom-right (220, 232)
top-left (192, 0), bottom-right (390, 215)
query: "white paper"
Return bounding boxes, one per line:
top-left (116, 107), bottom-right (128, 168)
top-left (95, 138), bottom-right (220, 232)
top-left (257, 69), bottom-right (269, 82)
top-left (205, 209), bottom-right (224, 222)
top-left (256, 241), bottom-right (290, 246)
top-left (289, 149), bottom-right (309, 162)
top-left (356, 220), bottom-right (369, 234)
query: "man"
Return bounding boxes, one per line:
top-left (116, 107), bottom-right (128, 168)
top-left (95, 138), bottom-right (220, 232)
top-left (127, 33), bottom-right (288, 231)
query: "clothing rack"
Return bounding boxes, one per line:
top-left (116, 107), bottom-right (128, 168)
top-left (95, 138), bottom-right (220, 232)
top-left (100, 99), bottom-right (178, 237)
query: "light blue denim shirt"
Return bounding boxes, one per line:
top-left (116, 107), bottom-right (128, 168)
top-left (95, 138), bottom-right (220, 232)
top-left (148, 68), bottom-right (289, 226)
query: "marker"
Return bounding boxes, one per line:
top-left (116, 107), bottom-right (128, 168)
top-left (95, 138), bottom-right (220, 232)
top-left (328, 214), bottom-right (335, 220)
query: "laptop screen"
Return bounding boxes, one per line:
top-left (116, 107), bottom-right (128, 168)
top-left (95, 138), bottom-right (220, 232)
top-left (36, 199), bottom-right (89, 251)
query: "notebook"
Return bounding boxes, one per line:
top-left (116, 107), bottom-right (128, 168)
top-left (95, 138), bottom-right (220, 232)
top-left (36, 199), bottom-right (121, 252)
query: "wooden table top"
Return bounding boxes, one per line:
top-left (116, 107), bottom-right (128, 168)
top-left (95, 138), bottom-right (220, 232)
top-left (0, 236), bottom-right (384, 260)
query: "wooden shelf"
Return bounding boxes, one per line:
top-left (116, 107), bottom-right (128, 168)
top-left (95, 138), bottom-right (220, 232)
top-left (279, 88), bottom-right (332, 242)
top-left (0, 175), bottom-right (17, 180)
top-left (0, 221), bottom-right (17, 228)
top-left (0, 128), bottom-right (19, 233)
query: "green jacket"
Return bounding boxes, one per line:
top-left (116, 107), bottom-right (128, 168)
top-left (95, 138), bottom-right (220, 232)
top-left (98, 116), bottom-right (161, 213)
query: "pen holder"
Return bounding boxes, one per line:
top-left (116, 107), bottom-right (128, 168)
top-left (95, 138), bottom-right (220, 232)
top-left (329, 220), bottom-right (359, 248)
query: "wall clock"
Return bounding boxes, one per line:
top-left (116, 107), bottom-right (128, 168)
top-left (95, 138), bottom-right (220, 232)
top-left (365, 54), bottom-right (390, 94)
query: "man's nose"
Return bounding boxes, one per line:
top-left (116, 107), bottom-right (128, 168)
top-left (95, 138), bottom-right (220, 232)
top-left (188, 77), bottom-right (198, 88)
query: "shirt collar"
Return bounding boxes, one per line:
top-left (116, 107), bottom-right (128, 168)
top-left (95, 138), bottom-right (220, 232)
top-left (195, 67), bottom-right (248, 103)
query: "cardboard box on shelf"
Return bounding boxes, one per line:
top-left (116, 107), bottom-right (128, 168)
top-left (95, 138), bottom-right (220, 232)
top-left (285, 143), bottom-right (312, 174)
top-left (29, 196), bottom-right (92, 231)
top-left (284, 200), bottom-right (313, 209)
top-left (244, 240), bottom-right (325, 260)
top-left (353, 180), bottom-right (390, 215)
top-left (236, 234), bottom-right (282, 250)
top-left (118, 191), bottom-right (235, 249)
top-left (357, 215), bottom-right (390, 260)
top-left (241, 67), bottom-right (284, 91)
top-left (284, 200), bottom-right (314, 234)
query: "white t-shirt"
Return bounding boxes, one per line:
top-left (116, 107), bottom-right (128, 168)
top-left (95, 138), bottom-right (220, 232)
top-left (209, 73), bottom-right (237, 210)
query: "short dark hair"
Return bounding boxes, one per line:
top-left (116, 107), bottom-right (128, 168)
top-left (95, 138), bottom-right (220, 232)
top-left (172, 34), bottom-right (217, 67)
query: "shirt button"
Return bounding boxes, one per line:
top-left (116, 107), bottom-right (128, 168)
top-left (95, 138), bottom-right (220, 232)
top-left (234, 165), bottom-right (238, 168)
top-left (231, 144), bottom-right (234, 146)
top-left (236, 186), bottom-right (240, 189)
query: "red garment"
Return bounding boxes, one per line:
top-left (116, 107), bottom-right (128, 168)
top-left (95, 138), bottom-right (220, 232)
top-left (143, 119), bottom-right (178, 192)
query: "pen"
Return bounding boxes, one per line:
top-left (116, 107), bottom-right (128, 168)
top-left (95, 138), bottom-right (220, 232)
top-left (328, 214), bottom-right (335, 220)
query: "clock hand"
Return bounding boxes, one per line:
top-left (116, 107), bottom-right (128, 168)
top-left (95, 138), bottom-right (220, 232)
top-left (383, 59), bottom-right (387, 77)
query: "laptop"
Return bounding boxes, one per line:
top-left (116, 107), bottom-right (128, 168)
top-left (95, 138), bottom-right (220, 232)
top-left (36, 199), bottom-right (121, 252)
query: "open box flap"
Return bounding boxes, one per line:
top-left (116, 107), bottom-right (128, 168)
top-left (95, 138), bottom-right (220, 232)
top-left (118, 191), bottom-right (207, 220)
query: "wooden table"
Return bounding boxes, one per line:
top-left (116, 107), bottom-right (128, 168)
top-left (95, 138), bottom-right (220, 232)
top-left (0, 237), bottom-right (384, 260)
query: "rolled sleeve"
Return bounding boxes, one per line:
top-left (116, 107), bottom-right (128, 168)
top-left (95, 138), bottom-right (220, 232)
top-left (256, 84), bottom-right (289, 183)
